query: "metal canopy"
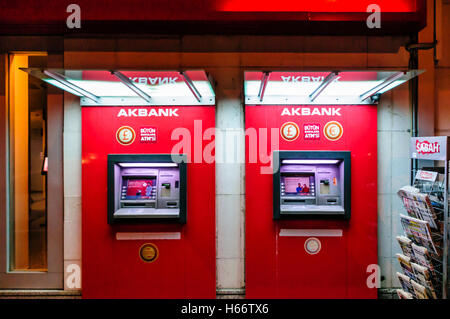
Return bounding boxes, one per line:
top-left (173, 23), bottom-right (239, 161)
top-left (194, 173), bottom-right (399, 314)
top-left (20, 69), bottom-right (216, 106)
top-left (244, 70), bottom-right (424, 105)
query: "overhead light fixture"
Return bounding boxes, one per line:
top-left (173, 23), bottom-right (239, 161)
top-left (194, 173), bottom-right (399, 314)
top-left (44, 79), bottom-right (83, 97)
top-left (118, 163), bottom-right (179, 168)
top-left (258, 71), bottom-right (271, 102)
top-left (309, 71), bottom-right (340, 102)
top-left (112, 71), bottom-right (152, 103)
top-left (282, 159), bottom-right (341, 165)
top-left (180, 72), bottom-right (202, 102)
top-left (359, 72), bottom-right (404, 101)
top-left (43, 70), bottom-right (100, 103)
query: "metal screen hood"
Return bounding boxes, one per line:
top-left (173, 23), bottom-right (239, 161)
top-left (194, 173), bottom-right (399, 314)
top-left (21, 69), bottom-right (216, 106)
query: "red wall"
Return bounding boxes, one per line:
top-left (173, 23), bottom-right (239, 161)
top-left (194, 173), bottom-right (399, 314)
top-left (81, 106), bottom-right (216, 298)
top-left (245, 105), bottom-right (378, 298)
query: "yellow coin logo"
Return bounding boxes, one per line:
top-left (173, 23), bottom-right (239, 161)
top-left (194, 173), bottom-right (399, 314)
top-left (304, 237), bottom-right (321, 255)
top-left (116, 126), bottom-right (136, 145)
top-left (139, 243), bottom-right (159, 263)
top-left (323, 121), bottom-right (343, 141)
top-left (280, 122), bottom-right (300, 141)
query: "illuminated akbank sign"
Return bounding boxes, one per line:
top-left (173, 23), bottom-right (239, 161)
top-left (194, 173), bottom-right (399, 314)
top-left (281, 107), bottom-right (341, 116)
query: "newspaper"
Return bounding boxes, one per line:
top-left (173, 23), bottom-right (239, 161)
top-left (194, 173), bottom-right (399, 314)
top-left (396, 236), bottom-right (413, 258)
top-left (411, 262), bottom-right (437, 299)
top-left (397, 289), bottom-right (414, 299)
top-left (411, 243), bottom-right (435, 272)
top-left (400, 214), bottom-right (439, 255)
top-left (411, 280), bottom-right (431, 299)
top-left (396, 272), bottom-right (415, 297)
top-left (396, 253), bottom-right (415, 279)
top-left (397, 186), bottom-right (438, 229)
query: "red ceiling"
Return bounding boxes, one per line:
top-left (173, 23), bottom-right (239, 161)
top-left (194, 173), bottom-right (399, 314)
top-left (0, 0), bottom-right (426, 35)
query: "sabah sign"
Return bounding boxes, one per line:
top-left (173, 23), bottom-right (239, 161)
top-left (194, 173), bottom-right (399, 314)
top-left (411, 136), bottom-right (449, 161)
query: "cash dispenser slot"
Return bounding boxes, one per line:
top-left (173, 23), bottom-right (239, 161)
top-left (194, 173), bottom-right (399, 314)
top-left (107, 154), bottom-right (187, 224)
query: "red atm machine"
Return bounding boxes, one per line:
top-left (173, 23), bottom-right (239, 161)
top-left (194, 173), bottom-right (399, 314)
top-left (80, 70), bottom-right (216, 298)
top-left (245, 71), bottom-right (379, 298)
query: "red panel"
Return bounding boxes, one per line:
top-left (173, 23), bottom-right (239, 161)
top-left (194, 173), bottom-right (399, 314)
top-left (219, 0), bottom-right (416, 12)
top-left (82, 106), bottom-right (215, 298)
top-left (245, 105), bottom-right (377, 298)
top-left (0, 0), bottom-right (422, 22)
top-left (0, 1), bottom-right (426, 35)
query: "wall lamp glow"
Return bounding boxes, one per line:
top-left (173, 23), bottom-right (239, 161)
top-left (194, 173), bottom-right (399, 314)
top-left (180, 72), bottom-right (202, 102)
top-left (43, 70), bottom-right (100, 103)
top-left (282, 159), bottom-right (341, 165)
top-left (118, 163), bottom-right (179, 168)
top-left (112, 71), bottom-right (152, 103)
top-left (359, 72), bottom-right (404, 101)
top-left (309, 71), bottom-right (340, 102)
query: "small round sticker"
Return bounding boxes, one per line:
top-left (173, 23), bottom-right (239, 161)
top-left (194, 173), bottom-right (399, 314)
top-left (280, 122), bottom-right (300, 141)
top-left (323, 121), bottom-right (343, 141)
top-left (116, 126), bottom-right (136, 145)
top-left (139, 243), bottom-right (159, 263)
top-left (304, 237), bottom-right (321, 255)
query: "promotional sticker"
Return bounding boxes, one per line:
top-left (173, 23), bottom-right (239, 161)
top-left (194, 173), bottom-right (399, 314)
top-left (116, 126), bottom-right (136, 145)
top-left (280, 122), bottom-right (300, 141)
top-left (323, 121), bottom-right (343, 141)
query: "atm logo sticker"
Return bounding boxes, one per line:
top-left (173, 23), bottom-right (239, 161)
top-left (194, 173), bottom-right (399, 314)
top-left (140, 126), bottom-right (157, 143)
top-left (116, 126), bottom-right (136, 146)
top-left (323, 121), bottom-right (343, 141)
top-left (303, 124), bottom-right (320, 140)
top-left (280, 122), bottom-right (300, 141)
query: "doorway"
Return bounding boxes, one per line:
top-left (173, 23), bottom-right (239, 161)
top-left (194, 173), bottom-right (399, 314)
top-left (0, 52), bottom-right (63, 288)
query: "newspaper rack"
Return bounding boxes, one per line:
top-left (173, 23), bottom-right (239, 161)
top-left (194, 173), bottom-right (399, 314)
top-left (396, 136), bottom-right (449, 299)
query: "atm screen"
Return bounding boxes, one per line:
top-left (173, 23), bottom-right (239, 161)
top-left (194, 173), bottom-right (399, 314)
top-left (285, 177), bottom-right (311, 195)
top-left (122, 178), bottom-right (156, 200)
top-left (281, 173), bottom-right (315, 197)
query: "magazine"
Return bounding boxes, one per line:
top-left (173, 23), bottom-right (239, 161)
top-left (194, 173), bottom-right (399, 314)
top-left (411, 279), bottom-right (431, 299)
top-left (411, 243), bottom-right (435, 272)
top-left (411, 262), bottom-right (437, 299)
top-left (396, 236), bottom-right (413, 258)
top-left (400, 214), bottom-right (440, 255)
top-left (397, 289), bottom-right (414, 299)
top-left (396, 272), bottom-right (415, 297)
top-left (397, 186), bottom-right (438, 229)
top-left (396, 253), bottom-right (415, 279)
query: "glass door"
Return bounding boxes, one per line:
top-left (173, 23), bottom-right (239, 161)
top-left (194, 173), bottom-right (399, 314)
top-left (0, 52), bottom-right (63, 288)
